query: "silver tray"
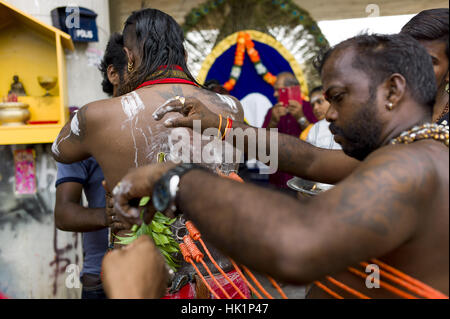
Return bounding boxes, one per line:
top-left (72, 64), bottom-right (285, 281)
top-left (287, 177), bottom-right (333, 196)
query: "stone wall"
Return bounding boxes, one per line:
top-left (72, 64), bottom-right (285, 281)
top-left (0, 145), bottom-right (82, 298)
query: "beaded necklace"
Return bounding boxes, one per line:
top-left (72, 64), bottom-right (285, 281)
top-left (390, 123), bottom-right (449, 147)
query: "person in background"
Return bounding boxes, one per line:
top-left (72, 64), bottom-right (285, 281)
top-left (255, 8), bottom-right (450, 188)
top-left (401, 8), bottom-right (449, 126)
top-left (301, 86), bottom-right (341, 150)
top-left (262, 72), bottom-right (316, 191)
top-left (53, 33), bottom-right (127, 299)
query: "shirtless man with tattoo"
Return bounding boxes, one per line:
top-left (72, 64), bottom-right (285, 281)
top-left (114, 34), bottom-right (449, 298)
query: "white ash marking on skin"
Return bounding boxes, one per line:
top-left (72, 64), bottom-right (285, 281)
top-left (145, 125), bottom-right (171, 162)
top-left (216, 93), bottom-right (238, 113)
top-left (52, 110), bottom-right (82, 157)
top-left (120, 92), bottom-right (146, 167)
top-left (152, 96), bottom-right (185, 120)
top-left (112, 180), bottom-right (139, 218)
top-left (51, 139), bottom-right (61, 156)
top-left (70, 111), bottom-right (81, 136)
top-left (52, 129), bottom-right (72, 157)
top-left (121, 91), bottom-right (145, 119)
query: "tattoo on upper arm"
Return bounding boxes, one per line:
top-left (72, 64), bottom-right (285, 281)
top-left (330, 150), bottom-right (428, 236)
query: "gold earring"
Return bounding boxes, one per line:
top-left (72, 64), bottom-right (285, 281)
top-left (128, 62), bottom-right (134, 72)
top-left (386, 102), bottom-right (394, 111)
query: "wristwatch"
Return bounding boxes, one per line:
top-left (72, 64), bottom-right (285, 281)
top-left (152, 163), bottom-right (205, 214)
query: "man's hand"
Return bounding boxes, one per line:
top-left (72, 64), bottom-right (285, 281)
top-left (105, 192), bottom-right (127, 233)
top-left (103, 181), bottom-right (127, 233)
top-left (269, 104), bottom-right (288, 127)
top-left (112, 162), bottom-right (177, 225)
top-left (152, 97), bottom-right (220, 132)
top-left (287, 99), bottom-right (304, 121)
top-left (101, 235), bottom-right (169, 299)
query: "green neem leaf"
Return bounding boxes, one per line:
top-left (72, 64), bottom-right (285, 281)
top-left (161, 244), bottom-right (180, 253)
top-left (153, 233), bottom-right (170, 245)
top-left (139, 196), bottom-right (150, 207)
top-left (114, 235), bottom-right (137, 245)
top-left (112, 211), bottom-right (181, 270)
top-left (151, 220), bottom-right (166, 233)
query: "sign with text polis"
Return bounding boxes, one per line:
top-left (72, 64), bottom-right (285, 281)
top-left (51, 6), bottom-right (98, 42)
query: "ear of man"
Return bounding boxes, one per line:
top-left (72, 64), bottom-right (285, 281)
top-left (383, 73), bottom-right (407, 111)
top-left (107, 65), bottom-right (119, 87)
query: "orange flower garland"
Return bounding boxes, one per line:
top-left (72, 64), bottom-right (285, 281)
top-left (223, 32), bottom-right (277, 92)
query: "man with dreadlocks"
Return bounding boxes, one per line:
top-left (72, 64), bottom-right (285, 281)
top-left (51, 8), bottom-right (247, 299)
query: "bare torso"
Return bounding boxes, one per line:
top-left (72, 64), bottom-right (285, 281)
top-left (309, 141), bottom-right (449, 298)
top-left (81, 84), bottom-right (244, 190)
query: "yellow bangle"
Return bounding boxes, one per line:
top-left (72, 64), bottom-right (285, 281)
top-left (221, 117), bottom-right (230, 140)
top-left (217, 114), bottom-right (223, 138)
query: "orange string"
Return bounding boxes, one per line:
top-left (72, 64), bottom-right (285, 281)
top-left (179, 243), bottom-right (221, 299)
top-left (185, 220), bottom-right (248, 299)
top-left (266, 276), bottom-right (288, 299)
top-left (371, 258), bottom-right (449, 299)
top-left (185, 221), bottom-right (201, 240)
top-left (326, 276), bottom-right (371, 299)
top-left (198, 258), bottom-right (232, 299)
top-left (230, 258), bottom-right (264, 299)
top-left (183, 235), bottom-right (203, 262)
top-left (314, 281), bottom-right (344, 299)
top-left (189, 260), bottom-right (221, 299)
top-left (360, 262), bottom-right (439, 299)
top-left (183, 235), bottom-right (232, 298)
top-left (348, 267), bottom-right (417, 299)
top-left (242, 265), bottom-right (274, 299)
top-left (198, 238), bottom-right (248, 299)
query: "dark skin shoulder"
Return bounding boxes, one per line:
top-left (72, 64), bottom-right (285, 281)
top-left (112, 138), bottom-right (448, 296)
top-left (172, 140), bottom-right (448, 295)
top-left (52, 84), bottom-right (244, 191)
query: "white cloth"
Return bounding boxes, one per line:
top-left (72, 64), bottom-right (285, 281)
top-left (303, 119), bottom-right (341, 190)
top-left (240, 93), bottom-right (273, 128)
top-left (306, 119), bottom-right (341, 150)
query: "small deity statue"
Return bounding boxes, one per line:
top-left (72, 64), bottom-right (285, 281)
top-left (8, 75), bottom-right (27, 96)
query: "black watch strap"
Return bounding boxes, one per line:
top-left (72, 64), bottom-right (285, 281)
top-left (152, 163), bottom-right (206, 214)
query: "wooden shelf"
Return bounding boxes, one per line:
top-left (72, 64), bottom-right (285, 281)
top-left (0, 0), bottom-right (74, 146)
top-left (0, 123), bottom-right (63, 145)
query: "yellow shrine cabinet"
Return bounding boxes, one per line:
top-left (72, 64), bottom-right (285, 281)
top-left (0, 0), bottom-right (74, 145)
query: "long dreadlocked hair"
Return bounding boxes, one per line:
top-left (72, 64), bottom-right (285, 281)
top-left (119, 8), bottom-right (201, 95)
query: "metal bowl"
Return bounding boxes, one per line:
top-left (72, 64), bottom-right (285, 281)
top-left (287, 177), bottom-right (334, 196)
top-left (0, 102), bottom-right (30, 126)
